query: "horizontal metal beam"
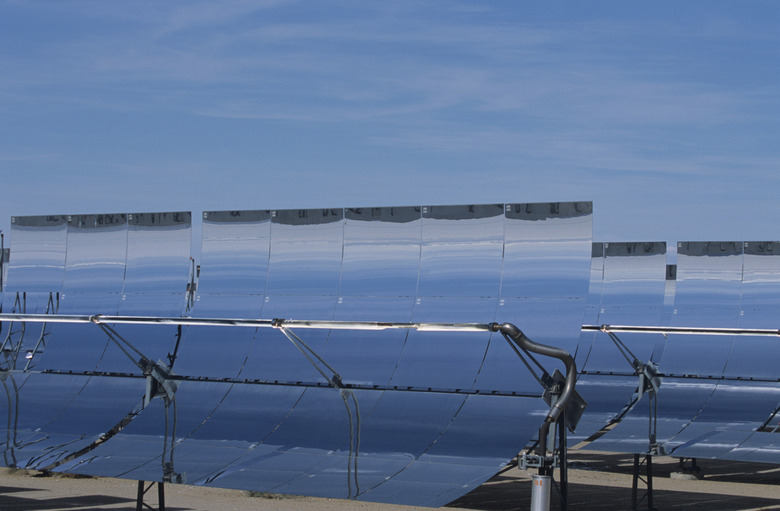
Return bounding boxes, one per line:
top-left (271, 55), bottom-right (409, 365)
top-left (0, 313), bottom-right (494, 333)
top-left (583, 324), bottom-right (780, 337)
top-left (2, 315), bottom-right (777, 337)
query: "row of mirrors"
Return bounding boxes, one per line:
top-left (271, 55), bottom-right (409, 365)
top-left (1, 203), bottom-right (779, 505)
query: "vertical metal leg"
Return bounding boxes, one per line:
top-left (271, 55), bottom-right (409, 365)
top-left (136, 480), bottom-right (166, 511)
top-left (631, 454), bottom-right (656, 511)
top-left (631, 454), bottom-right (639, 511)
top-left (557, 413), bottom-right (568, 511)
top-left (646, 455), bottom-right (653, 510)
top-left (136, 481), bottom-right (144, 511)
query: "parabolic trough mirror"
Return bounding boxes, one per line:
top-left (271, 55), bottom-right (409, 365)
top-left (1, 202), bottom-right (779, 509)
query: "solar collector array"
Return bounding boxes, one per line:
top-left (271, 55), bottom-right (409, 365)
top-left (0, 203), bottom-right (593, 507)
top-left (577, 241), bottom-right (780, 461)
top-left (0, 212), bottom-right (192, 470)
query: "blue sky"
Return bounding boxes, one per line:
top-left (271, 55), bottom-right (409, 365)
top-left (1, 1), bottom-right (778, 250)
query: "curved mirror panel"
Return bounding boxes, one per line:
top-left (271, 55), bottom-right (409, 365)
top-left (34, 293), bottom-right (122, 372)
top-left (660, 242), bottom-right (743, 377)
top-left (371, 395), bottom-right (548, 507)
top-left (7, 215), bottom-right (68, 292)
top-left (340, 207), bottom-right (420, 297)
top-left (122, 212), bottom-right (191, 295)
top-left (199, 210), bottom-right (270, 296)
top-left (728, 432), bottom-right (780, 463)
top-left (501, 202), bottom-right (592, 299)
top-left (575, 244), bottom-right (605, 369)
top-left (15, 375), bottom-right (144, 470)
top-left (663, 381), bottom-right (780, 459)
top-left (322, 296), bottom-right (415, 386)
top-left (266, 209), bottom-right (344, 296)
top-left (75, 383), bottom-right (309, 483)
top-left (240, 295), bottom-right (338, 382)
top-left (568, 374), bottom-right (639, 444)
top-left (726, 242), bottom-right (780, 379)
top-left (582, 242), bottom-right (666, 373)
top-left (204, 389), bottom-right (467, 503)
top-left (584, 243), bottom-right (605, 320)
top-left (62, 214), bottom-right (127, 293)
top-left (173, 294), bottom-right (263, 378)
top-left (61, 380), bottom-right (232, 479)
top-left (417, 204), bottom-right (503, 298)
top-left (673, 241), bottom-right (742, 309)
top-left (389, 297), bottom-right (495, 390)
top-left (589, 379), bottom-right (716, 454)
top-left (740, 241), bottom-right (780, 318)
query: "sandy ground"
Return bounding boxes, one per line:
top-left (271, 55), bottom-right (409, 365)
top-left (0, 451), bottom-right (779, 510)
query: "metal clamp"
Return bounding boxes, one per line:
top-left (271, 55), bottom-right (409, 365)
top-left (519, 453), bottom-right (560, 471)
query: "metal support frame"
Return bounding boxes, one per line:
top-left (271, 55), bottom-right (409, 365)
top-left (631, 454), bottom-right (656, 511)
top-left (136, 480), bottom-right (166, 511)
top-left (95, 322), bottom-right (183, 484)
top-left (0, 293), bottom-right (26, 370)
top-left (0, 292), bottom-right (59, 371)
top-left (578, 326), bottom-right (663, 454)
top-left (582, 323), bottom-right (780, 338)
top-left (557, 411), bottom-right (568, 511)
top-left (0, 313), bottom-right (585, 511)
top-left (185, 258), bottom-right (198, 313)
top-left (675, 457), bottom-right (703, 479)
top-left (495, 323), bottom-right (584, 511)
top-left (1, 371), bottom-right (20, 467)
top-left (23, 292), bottom-right (59, 370)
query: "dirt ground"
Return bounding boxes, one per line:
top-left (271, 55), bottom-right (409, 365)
top-left (0, 451), bottom-right (779, 510)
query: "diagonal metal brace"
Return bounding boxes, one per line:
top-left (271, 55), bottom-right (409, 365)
top-left (599, 325), bottom-right (662, 401)
top-left (491, 322), bottom-right (586, 465)
top-left (272, 319), bottom-right (345, 389)
top-left (93, 321), bottom-right (178, 404)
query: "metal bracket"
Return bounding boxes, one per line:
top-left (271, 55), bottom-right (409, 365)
top-left (635, 361), bottom-right (661, 398)
top-left (542, 370), bottom-right (587, 433)
top-left (141, 359), bottom-right (178, 407)
top-left (519, 453), bottom-right (560, 471)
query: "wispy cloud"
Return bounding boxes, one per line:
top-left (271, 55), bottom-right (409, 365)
top-left (1, 1), bottom-right (778, 242)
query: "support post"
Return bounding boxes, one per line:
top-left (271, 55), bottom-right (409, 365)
top-left (557, 411), bottom-right (568, 511)
top-left (136, 480), bottom-right (166, 511)
top-left (631, 454), bottom-right (655, 511)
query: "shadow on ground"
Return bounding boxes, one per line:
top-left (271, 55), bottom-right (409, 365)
top-left (448, 451), bottom-right (780, 511)
top-left (0, 482), bottom-right (193, 511)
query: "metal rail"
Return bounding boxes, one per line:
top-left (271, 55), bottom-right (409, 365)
top-left (583, 324), bottom-right (780, 337)
top-left (0, 313), bottom-right (494, 332)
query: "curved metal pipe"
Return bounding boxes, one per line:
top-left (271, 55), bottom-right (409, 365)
top-left (492, 322), bottom-right (578, 458)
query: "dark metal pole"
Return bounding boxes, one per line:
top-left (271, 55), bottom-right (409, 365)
top-left (136, 481), bottom-right (144, 511)
top-left (647, 455), bottom-right (654, 510)
top-left (631, 455), bottom-right (639, 511)
top-left (558, 411), bottom-right (568, 511)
